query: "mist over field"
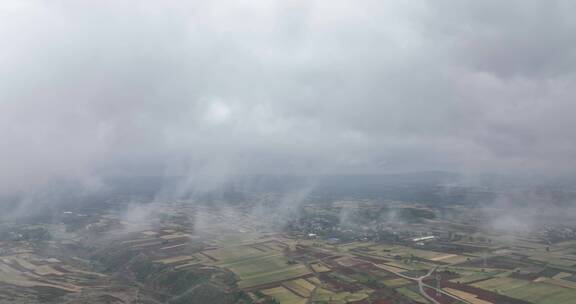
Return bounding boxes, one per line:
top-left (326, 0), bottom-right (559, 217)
top-left (3, 3), bottom-right (576, 304)
top-left (1, 0), bottom-right (576, 230)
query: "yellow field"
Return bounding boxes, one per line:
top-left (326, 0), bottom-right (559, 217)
top-left (444, 287), bottom-right (493, 304)
top-left (160, 233), bottom-right (191, 240)
top-left (430, 254), bottom-right (470, 264)
top-left (431, 254), bottom-right (458, 261)
top-left (310, 262), bottom-right (331, 273)
top-left (0, 262), bottom-right (80, 292)
top-left (553, 272), bottom-right (572, 280)
top-left (383, 277), bottom-right (411, 287)
top-left (376, 263), bottom-right (408, 273)
top-left (34, 265), bottom-right (64, 276)
top-left (283, 278), bottom-right (316, 297)
top-left (261, 286), bottom-right (306, 304)
top-left (11, 258), bottom-right (37, 271)
top-left (306, 276), bottom-right (322, 285)
top-left (60, 265), bottom-right (107, 277)
top-left (161, 243), bottom-right (187, 250)
top-left (360, 244), bottom-right (468, 265)
top-left (155, 255), bottom-right (196, 265)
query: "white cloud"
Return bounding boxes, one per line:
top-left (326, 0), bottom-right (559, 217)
top-left (0, 0), bottom-right (575, 196)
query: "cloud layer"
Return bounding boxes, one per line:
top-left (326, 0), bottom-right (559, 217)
top-left (1, 0), bottom-right (576, 194)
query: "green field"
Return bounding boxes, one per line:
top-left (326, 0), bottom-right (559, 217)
top-left (283, 279), bottom-right (316, 297)
top-left (397, 286), bottom-right (428, 303)
top-left (310, 262), bottom-right (331, 273)
top-left (312, 287), bottom-right (371, 303)
top-left (472, 277), bottom-right (576, 304)
top-left (528, 253), bottom-right (576, 268)
top-left (361, 244), bottom-right (466, 263)
top-left (449, 268), bottom-right (506, 284)
top-left (205, 245), bottom-right (270, 262)
top-left (210, 245), bottom-right (311, 288)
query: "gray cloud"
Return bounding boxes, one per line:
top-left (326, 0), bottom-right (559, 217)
top-left (1, 0), bottom-right (576, 195)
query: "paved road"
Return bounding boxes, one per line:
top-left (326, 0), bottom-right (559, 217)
top-left (415, 266), bottom-right (441, 304)
top-left (372, 263), bottom-right (470, 304)
top-left (308, 247), bottom-right (470, 304)
top-left (389, 265), bottom-right (441, 304)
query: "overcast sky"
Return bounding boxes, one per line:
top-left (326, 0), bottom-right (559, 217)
top-left (1, 0), bottom-right (576, 194)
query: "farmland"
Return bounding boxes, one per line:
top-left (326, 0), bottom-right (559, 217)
top-left (472, 278), bottom-right (576, 304)
top-left (216, 251), bottom-right (311, 288)
top-left (261, 286), bottom-right (306, 304)
top-left (2, 196), bottom-right (576, 304)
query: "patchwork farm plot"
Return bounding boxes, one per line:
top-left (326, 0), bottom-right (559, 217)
top-left (261, 286), bottom-right (306, 304)
top-left (0, 252), bottom-right (102, 297)
top-left (4, 199), bottom-right (576, 304)
top-left (206, 243), bottom-right (311, 289)
top-left (351, 243), bottom-right (471, 266)
top-left (471, 277), bottom-right (576, 304)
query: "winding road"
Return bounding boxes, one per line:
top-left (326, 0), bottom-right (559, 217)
top-left (371, 263), bottom-right (471, 304)
top-left (416, 266), bottom-right (441, 304)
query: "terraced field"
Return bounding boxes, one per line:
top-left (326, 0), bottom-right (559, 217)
top-left (261, 286), bottom-right (306, 304)
top-left (312, 287), bottom-right (371, 303)
top-left (208, 244), bottom-right (311, 288)
top-left (283, 278), bottom-right (315, 297)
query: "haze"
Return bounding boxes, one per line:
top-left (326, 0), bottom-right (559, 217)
top-left (4, 2), bottom-right (576, 304)
top-left (1, 0), bottom-right (576, 196)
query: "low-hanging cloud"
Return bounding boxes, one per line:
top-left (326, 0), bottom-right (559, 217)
top-left (1, 0), bottom-right (576, 197)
